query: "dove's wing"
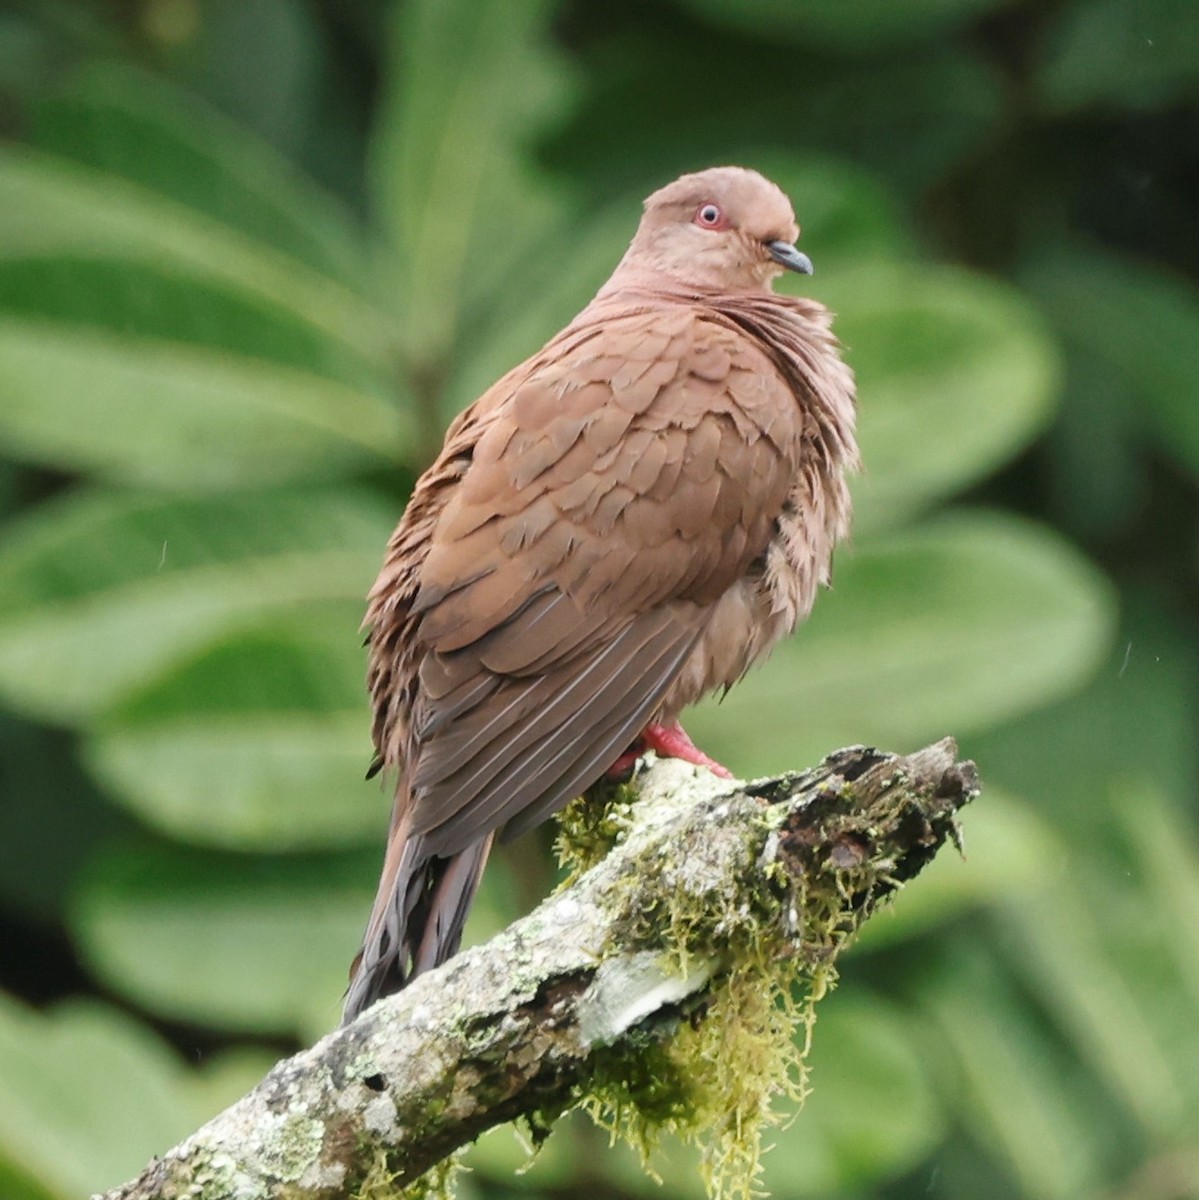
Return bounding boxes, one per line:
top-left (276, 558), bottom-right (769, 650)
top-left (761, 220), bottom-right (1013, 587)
top-left (386, 306), bottom-right (801, 856)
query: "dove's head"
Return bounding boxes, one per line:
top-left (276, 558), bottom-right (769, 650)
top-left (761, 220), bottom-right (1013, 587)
top-left (619, 166), bottom-right (810, 292)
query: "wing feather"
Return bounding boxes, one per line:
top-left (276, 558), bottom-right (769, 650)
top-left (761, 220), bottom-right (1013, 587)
top-left (368, 306), bottom-right (804, 879)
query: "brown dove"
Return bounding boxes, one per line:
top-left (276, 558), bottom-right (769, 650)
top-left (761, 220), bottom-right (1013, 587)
top-left (343, 166), bottom-right (858, 1023)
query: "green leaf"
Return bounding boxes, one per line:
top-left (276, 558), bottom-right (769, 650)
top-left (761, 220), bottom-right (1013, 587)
top-left (552, 48), bottom-right (1002, 199)
top-left (0, 316), bottom-right (405, 486)
top-left (0, 712), bottom-right (129, 923)
top-left (1001, 835), bottom-right (1191, 1139)
top-left (0, 1160), bottom-right (55, 1200)
top-left (0, 992), bottom-right (263, 1196)
top-left (441, 202), bottom-right (637, 419)
top-left (807, 261), bottom-right (1061, 532)
top-left (87, 712), bottom-right (369, 848)
top-left (754, 155), bottom-right (913, 266)
top-left (369, 0), bottom-right (573, 360)
top-left (1022, 243), bottom-right (1199, 484)
top-left (465, 1116), bottom-right (587, 1193)
top-left (73, 839), bottom-right (523, 1041)
top-left (990, 769), bottom-right (1199, 1135)
top-left (0, 488), bottom-right (393, 721)
top-left (962, 612), bottom-right (1199, 1131)
top-left (158, 0), bottom-right (323, 157)
top-left (0, 254), bottom-right (385, 388)
top-left (1114, 786), bottom-right (1199, 1028)
top-left (811, 50), bottom-right (1003, 192)
top-left (72, 841), bottom-right (376, 1038)
top-left (0, 147), bottom-right (391, 360)
top-left (1043, 350), bottom-right (1149, 541)
top-left (917, 947), bottom-right (1108, 1200)
top-left (675, 0), bottom-right (1010, 52)
top-left (83, 607), bottom-right (379, 849)
top-left (0, 460), bottom-right (19, 522)
top-left (687, 512), bottom-right (1116, 775)
top-left (1037, 0), bottom-right (1199, 114)
top-left (30, 62), bottom-right (368, 286)
top-left (182, 1045), bottom-right (284, 1133)
top-left (764, 995), bottom-right (944, 1195)
top-left (969, 591), bottom-right (1199, 823)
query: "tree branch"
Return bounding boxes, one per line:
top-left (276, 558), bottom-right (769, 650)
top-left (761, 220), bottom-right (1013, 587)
top-left (98, 739), bottom-right (979, 1200)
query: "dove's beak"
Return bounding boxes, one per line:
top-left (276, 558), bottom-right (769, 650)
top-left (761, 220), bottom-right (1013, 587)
top-left (766, 240), bottom-right (814, 275)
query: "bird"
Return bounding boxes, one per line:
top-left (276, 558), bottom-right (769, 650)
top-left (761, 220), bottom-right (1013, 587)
top-left (343, 166), bottom-right (858, 1024)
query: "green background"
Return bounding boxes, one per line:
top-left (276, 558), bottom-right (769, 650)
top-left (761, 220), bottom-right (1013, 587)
top-left (0, 1), bottom-right (1196, 1197)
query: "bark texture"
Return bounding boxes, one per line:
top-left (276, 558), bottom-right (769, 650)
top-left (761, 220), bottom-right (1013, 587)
top-left (98, 739), bottom-right (978, 1200)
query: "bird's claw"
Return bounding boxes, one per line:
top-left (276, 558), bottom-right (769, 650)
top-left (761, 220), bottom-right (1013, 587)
top-left (606, 721), bottom-right (733, 780)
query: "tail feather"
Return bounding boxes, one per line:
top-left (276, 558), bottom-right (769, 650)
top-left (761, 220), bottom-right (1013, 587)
top-left (412, 832), bottom-right (495, 977)
top-left (342, 801), bottom-right (494, 1024)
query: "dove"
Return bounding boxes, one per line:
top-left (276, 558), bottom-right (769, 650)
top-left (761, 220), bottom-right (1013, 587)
top-left (343, 166), bottom-right (858, 1023)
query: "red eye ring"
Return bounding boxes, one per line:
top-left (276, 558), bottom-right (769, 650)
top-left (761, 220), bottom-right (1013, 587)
top-left (694, 202), bottom-right (726, 230)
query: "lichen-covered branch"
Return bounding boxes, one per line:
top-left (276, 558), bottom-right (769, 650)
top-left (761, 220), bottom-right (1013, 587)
top-left (98, 739), bottom-right (978, 1200)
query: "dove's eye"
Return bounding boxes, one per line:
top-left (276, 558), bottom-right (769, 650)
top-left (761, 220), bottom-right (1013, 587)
top-left (694, 203), bottom-right (726, 229)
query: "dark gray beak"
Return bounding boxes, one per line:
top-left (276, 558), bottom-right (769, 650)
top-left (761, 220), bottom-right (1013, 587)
top-left (766, 239), bottom-right (814, 275)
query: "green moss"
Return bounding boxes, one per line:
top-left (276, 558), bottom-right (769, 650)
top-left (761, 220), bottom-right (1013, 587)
top-left (349, 1146), bottom-right (402, 1200)
top-left (574, 819), bottom-right (824, 1199)
top-left (402, 1154), bottom-right (463, 1200)
top-left (554, 778), bottom-right (905, 1200)
top-left (555, 779), bottom-right (640, 882)
top-left (580, 955), bottom-right (830, 1200)
top-left (349, 1146), bottom-right (463, 1200)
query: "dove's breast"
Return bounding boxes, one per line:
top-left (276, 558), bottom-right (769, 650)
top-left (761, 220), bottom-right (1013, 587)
top-left (657, 467), bottom-right (844, 721)
top-left (654, 299), bottom-right (857, 722)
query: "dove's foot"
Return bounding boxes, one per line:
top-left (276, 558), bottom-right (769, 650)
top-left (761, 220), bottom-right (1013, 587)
top-left (606, 721), bottom-right (733, 779)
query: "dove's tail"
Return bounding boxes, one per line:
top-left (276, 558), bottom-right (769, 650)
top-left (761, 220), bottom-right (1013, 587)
top-left (342, 799), bottom-right (494, 1024)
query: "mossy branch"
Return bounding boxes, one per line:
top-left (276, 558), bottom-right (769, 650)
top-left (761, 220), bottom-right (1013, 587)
top-left (96, 739), bottom-right (978, 1200)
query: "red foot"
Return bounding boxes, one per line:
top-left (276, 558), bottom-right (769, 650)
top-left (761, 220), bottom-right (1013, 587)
top-left (606, 747), bottom-right (644, 778)
top-left (605, 721), bottom-right (733, 780)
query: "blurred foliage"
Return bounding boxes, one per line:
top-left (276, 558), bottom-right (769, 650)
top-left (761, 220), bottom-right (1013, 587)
top-left (0, 0), bottom-right (1195, 1197)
